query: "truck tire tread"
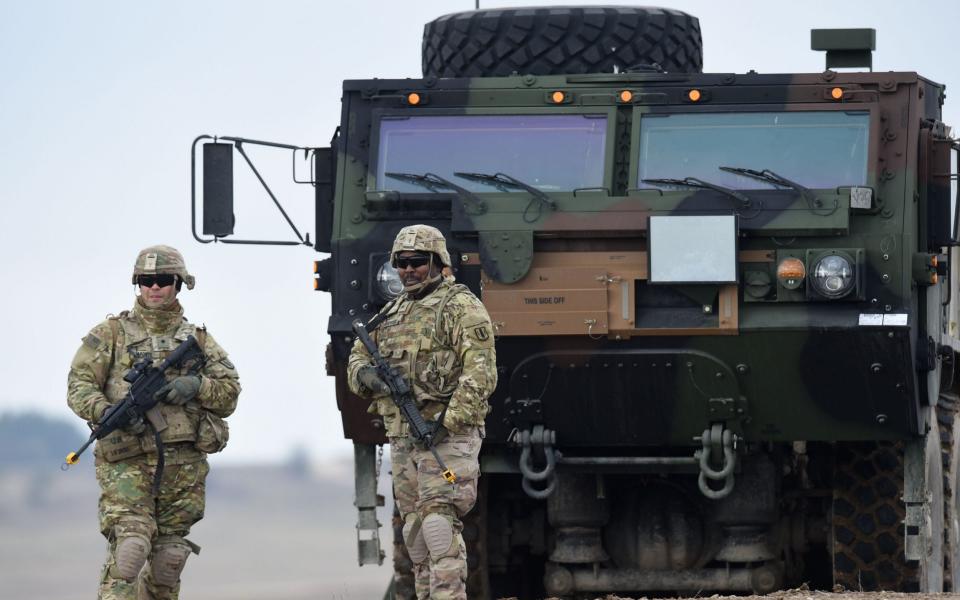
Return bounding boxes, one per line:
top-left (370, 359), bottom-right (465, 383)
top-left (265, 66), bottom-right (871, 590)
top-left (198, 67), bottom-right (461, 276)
top-left (940, 392), bottom-right (960, 592)
top-left (832, 441), bottom-right (920, 591)
top-left (422, 7), bottom-right (702, 78)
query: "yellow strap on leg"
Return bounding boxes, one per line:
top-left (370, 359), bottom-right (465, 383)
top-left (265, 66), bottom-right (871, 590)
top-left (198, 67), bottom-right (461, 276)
top-left (428, 446), bottom-right (457, 484)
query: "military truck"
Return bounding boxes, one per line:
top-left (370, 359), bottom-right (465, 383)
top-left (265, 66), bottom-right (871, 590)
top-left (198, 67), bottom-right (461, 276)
top-left (191, 6), bottom-right (960, 598)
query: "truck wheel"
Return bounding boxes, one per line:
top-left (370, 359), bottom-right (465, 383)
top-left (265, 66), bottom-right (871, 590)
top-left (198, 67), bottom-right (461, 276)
top-left (463, 477), bottom-right (490, 599)
top-left (831, 437), bottom-right (944, 592)
top-left (832, 442), bottom-right (917, 591)
top-left (422, 7), bottom-right (703, 78)
top-left (940, 392), bottom-right (960, 591)
top-left (390, 501), bottom-right (416, 600)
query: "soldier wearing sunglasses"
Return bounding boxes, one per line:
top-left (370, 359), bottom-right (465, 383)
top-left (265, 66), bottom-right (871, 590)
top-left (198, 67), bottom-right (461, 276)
top-left (348, 225), bottom-right (497, 600)
top-left (67, 245), bottom-right (240, 600)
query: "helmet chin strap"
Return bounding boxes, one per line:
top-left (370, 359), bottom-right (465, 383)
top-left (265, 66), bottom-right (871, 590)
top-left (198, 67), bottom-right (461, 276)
top-left (403, 272), bottom-right (442, 295)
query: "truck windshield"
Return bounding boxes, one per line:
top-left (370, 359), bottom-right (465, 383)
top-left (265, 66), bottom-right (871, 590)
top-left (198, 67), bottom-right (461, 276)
top-left (636, 111), bottom-right (870, 190)
top-left (375, 114), bottom-right (607, 193)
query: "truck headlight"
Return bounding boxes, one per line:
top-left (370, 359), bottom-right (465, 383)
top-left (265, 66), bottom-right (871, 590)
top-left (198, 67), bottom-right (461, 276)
top-left (376, 261), bottom-right (403, 299)
top-left (809, 254), bottom-right (855, 298)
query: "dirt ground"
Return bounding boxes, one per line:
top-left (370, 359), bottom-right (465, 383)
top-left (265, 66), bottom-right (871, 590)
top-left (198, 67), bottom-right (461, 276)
top-left (5, 464), bottom-right (959, 600)
top-left (558, 593), bottom-right (960, 600)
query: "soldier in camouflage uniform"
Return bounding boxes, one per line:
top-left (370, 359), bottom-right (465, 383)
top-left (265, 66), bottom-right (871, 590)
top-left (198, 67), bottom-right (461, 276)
top-left (67, 245), bottom-right (241, 600)
top-left (348, 225), bottom-right (498, 600)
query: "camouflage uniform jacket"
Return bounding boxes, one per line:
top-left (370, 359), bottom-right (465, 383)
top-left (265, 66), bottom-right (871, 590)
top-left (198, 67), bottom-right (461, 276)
top-left (348, 280), bottom-right (497, 437)
top-left (67, 300), bottom-right (240, 463)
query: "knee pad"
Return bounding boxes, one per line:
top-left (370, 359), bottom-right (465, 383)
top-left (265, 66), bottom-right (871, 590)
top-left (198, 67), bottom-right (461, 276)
top-left (422, 513), bottom-right (457, 560)
top-left (402, 513), bottom-right (429, 565)
top-left (150, 536), bottom-right (193, 588)
top-left (113, 533), bottom-right (151, 582)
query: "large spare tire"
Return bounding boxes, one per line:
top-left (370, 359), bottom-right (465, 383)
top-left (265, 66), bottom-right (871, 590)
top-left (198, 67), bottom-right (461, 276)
top-left (422, 6), bottom-right (702, 78)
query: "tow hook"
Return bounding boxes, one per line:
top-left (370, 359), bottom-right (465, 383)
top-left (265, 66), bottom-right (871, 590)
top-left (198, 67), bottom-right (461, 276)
top-left (694, 424), bottom-right (738, 499)
top-left (513, 425), bottom-right (558, 499)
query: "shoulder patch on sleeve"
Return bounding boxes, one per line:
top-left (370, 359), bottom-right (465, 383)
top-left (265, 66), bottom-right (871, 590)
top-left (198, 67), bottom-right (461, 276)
top-left (82, 333), bottom-right (102, 349)
top-left (469, 324), bottom-right (492, 342)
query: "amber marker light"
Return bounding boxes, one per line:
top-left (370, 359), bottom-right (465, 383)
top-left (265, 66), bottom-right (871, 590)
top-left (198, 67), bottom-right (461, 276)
top-left (619, 90), bottom-right (634, 103)
top-left (687, 89), bottom-right (702, 102)
top-left (777, 257), bottom-right (806, 290)
top-left (551, 90), bottom-right (566, 103)
top-left (313, 278), bottom-right (320, 290)
top-left (830, 87), bottom-right (844, 100)
top-left (406, 92), bottom-right (422, 105)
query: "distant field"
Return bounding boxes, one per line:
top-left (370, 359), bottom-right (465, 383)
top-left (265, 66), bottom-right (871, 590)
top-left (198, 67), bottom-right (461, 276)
top-left (0, 460), bottom-right (393, 600)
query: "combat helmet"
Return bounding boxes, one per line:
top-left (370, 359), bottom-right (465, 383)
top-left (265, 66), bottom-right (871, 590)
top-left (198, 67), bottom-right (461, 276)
top-left (391, 224), bottom-right (451, 267)
top-left (132, 245), bottom-right (195, 290)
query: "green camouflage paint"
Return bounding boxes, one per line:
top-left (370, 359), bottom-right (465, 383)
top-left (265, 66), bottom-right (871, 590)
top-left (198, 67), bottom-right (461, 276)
top-left (327, 70), bottom-right (950, 447)
top-left (234, 17), bottom-right (958, 596)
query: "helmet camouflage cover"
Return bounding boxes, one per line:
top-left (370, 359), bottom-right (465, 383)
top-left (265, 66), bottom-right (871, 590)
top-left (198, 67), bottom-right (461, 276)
top-left (391, 224), bottom-right (451, 267)
top-left (132, 245), bottom-right (195, 290)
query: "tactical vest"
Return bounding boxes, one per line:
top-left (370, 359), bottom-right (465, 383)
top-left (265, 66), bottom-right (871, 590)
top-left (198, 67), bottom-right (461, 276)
top-left (94, 311), bottom-right (207, 463)
top-left (372, 283), bottom-right (468, 431)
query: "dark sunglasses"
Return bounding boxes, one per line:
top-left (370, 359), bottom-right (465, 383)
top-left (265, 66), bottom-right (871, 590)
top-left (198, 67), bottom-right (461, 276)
top-left (393, 255), bottom-right (431, 269)
top-left (137, 274), bottom-right (178, 288)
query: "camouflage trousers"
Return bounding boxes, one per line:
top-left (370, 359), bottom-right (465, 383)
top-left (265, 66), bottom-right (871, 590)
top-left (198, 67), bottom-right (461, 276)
top-left (95, 447), bottom-right (208, 600)
top-left (391, 427), bottom-right (482, 600)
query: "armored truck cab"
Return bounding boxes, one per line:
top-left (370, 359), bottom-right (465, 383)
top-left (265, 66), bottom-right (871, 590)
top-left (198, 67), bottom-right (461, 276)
top-left (194, 7), bottom-right (960, 598)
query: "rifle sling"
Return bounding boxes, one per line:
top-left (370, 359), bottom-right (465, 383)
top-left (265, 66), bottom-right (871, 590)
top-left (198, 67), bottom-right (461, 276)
top-left (436, 403), bottom-right (450, 436)
top-left (364, 297), bottom-right (399, 334)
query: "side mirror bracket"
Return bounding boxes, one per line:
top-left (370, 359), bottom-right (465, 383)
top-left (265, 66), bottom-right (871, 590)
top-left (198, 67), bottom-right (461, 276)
top-left (190, 134), bottom-right (317, 247)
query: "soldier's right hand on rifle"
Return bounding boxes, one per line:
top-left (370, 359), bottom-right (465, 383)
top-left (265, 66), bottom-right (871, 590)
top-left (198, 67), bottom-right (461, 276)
top-left (124, 415), bottom-right (146, 435)
top-left (358, 365), bottom-right (390, 395)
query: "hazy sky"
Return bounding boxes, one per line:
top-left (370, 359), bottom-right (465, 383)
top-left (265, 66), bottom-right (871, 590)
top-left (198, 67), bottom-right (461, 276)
top-left (3, 0), bottom-right (958, 465)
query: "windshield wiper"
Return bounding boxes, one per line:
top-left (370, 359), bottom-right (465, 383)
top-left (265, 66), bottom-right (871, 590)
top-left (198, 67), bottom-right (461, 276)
top-left (642, 177), bottom-right (761, 218)
top-left (718, 166), bottom-right (836, 216)
top-left (385, 172), bottom-right (486, 214)
top-left (454, 171), bottom-right (557, 223)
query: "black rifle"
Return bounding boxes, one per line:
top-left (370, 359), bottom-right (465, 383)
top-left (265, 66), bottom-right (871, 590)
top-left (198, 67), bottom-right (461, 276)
top-left (65, 335), bottom-right (204, 493)
top-left (352, 320), bottom-right (457, 483)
